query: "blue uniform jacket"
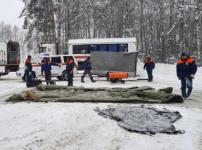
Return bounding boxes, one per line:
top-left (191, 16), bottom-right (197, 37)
top-left (41, 63), bottom-right (52, 73)
top-left (83, 60), bottom-right (92, 71)
top-left (25, 60), bottom-right (32, 72)
top-left (144, 61), bottom-right (155, 71)
top-left (176, 58), bottom-right (197, 79)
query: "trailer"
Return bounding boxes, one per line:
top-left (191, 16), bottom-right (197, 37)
top-left (0, 41), bottom-right (20, 76)
top-left (91, 51), bottom-right (138, 77)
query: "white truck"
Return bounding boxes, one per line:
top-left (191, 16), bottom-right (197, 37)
top-left (0, 41), bottom-right (20, 76)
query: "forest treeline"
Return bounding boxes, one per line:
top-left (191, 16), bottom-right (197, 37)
top-left (20, 0), bottom-right (202, 62)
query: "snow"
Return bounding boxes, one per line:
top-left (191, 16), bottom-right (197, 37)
top-left (0, 63), bottom-right (202, 150)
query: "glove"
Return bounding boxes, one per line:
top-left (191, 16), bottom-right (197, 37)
top-left (190, 74), bottom-right (195, 79)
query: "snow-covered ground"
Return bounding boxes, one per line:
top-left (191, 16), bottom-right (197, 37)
top-left (0, 63), bottom-right (202, 150)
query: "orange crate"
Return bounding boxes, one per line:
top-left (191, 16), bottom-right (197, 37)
top-left (108, 72), bottom-right (128, 80)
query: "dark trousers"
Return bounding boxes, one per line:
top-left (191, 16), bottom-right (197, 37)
top-left (146, 69), bottom-right (153, 81)
top-left (45, 72), bottom-right (51, 85)
top-left (25, 71), bottom-right (33, 88)
top-left (181, 78), bottom-right (193, 98)
top-left (67, 72), bottom-right (73, 86)
top-left (81, 70), bottom-right (94, 82)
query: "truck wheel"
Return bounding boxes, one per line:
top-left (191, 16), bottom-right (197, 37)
top-left (57, 76), bottom-right (63, 80)
top-left (31, 71), bottom-right (36, 79)
top-left (62, 71), bottom-right (68, 81)
top-left (110, 79), bottom-right (118, 83)
top-left (22, 73), bottom-right (26, 81)
top-left (120, 80), bottom-right (125, 84)
top-left (22, 76), bottom-right (26, 81)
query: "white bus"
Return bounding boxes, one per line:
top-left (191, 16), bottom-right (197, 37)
top-left (37, 38), bottom-right (137, 70)
top-left (68, 37), bottom-right (137, 70)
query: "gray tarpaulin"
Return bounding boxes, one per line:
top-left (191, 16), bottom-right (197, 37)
top-left (95, 105), bottom-right (185, 135)
top-left (91, 51), bottom-right (137, 76)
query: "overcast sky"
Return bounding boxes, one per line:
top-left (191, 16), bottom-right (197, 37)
top-left (0, 0), bottom-right (24, 27)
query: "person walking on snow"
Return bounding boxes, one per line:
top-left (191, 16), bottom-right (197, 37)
top-left (144, 56), bottom-right (155, 82)
top-left (66, 56), bottom-right (76, 86)
top-left (81, 57), bottom-right (96, 83)
top-left (177, 52), bottom-right (197, 98)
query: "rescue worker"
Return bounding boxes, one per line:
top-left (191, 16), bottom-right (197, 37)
top-left (144, 56), bottom-right (155, 82)
top-left (66, 56), bottom-right (75, 86)
top-left (25, 55), bottom-right (33, 87)
top-left (81, 57), bottom-right (96, 83)
top-left (41, 58), bottom-right (60, 85)
top-left (41, 58), bottom-right (52, 85)
top-left (177, 52), bottom-right (197, 98)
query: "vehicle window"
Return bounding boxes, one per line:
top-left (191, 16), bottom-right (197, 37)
top-left (73, 45), bottom-right (91, 54)
top-left (98, 44), bottom-right (108, 51)
top-left (108, 44), bottom-right (118, 52)
top-left (119, 44), bottom-right (128, 52)
top-left (92, 44), bottom-right (127, 52)
top-left (51, 57), bottom-right (61, 63)
top-left (41, 57), bottom-right (49, 63)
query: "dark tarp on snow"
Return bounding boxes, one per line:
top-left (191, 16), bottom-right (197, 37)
top-left (95, 105), bottom-right (185, 135)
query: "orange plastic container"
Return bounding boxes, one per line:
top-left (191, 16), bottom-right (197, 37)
top-left (108, 72), bottom-right (128, 80)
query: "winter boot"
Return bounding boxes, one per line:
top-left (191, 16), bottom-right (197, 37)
top-left (81, 76), bottom-right (85, 83)
top-left (90, 77), bottom-right (96, 82)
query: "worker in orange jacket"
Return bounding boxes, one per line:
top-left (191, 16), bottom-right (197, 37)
top-left (144, 56), bottom-right (155, 82)
top-left (177, 52), bottom-right (197, 98)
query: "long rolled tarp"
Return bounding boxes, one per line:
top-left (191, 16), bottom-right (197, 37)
top-left (6, 86), bottom-right (183, 103)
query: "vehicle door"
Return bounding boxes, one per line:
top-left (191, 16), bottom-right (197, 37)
top-left (50, 56), bottom-right (62, 76)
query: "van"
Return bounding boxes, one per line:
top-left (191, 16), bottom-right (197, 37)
top-left (16, 55), bottom-right (78, 81)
